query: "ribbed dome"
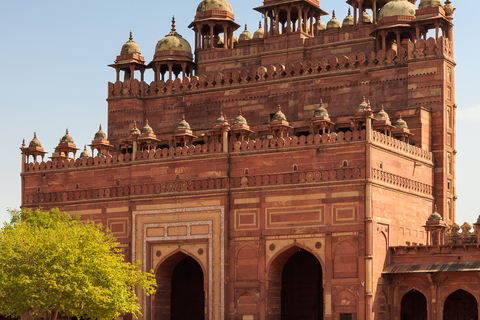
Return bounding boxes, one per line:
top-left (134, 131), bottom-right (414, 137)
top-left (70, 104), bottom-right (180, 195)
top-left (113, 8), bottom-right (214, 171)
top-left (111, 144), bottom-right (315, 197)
top-left (378, 0), bottom-right (417, 20)
top-left (196, 0), bottom-right (233, 13)
top-left (428, 210), bottom-right (443, 221)
top-left (357, 97), bottom-right (369, 112)
top-left (327, 11), bottom-right (342, 29)
top-left (317, 19), bottom-right (326, 31)
top-left (215, 112), bottom-right (225, 126)
top-left (233, 110), bottom-right (247, 125)
top-left (419, 0), bottom-right (443, 9)
top-left (375, 106), bottom-right (390, 121)
top-left (94, 125), bottom-right (107, 140)
top-left (394, 115), bottom-right (408, 128)
top-left (342, 9), bottom-right (354, 27)
top-left (155, 18), bottom-right (192, 53)
top-left (120, 31), bottom-right (141, 55)
top-left (239, 25), bottom-right (253, 41)
top-left (61, 129), bottom-right (74, 143)
top-left (129, 123), bottom-right (141, 136)
top-left (253, 22), bottom-right (264, 39)
top-left (79, 146), bottom-right (91, 159)
top-left (141, 120), bottom-right (154, 134)
top-left (29, 133), bottom-right (42, 148)
top-left (272, 107), bottom-right (287, 121)
top-left (363, 11), bottom-right (373, 23)
top-left (177, 116), bottom-right (191, 130)
top-left (313, 100), bottom-right (329, 118)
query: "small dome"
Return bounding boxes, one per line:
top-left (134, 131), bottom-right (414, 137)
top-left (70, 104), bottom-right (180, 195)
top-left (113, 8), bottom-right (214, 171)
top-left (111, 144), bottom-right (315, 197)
top-left (196, 0), bottom-right (233, 14)
top-left (253, 22), bottom-right (264, 39)
top-left (79, 146), bottom-right (91, 159)
top-left (428, 210), bottom-right (443, 221)
top-left (215, 35), bottom-right (224, 45)
top-left (375, 106), bottom-right (390, 121)
top-left (327, 11), bottom-right (342, 29)
top-left (239, 25), bottom-right (253, 41)
top-left (363, 11), bottom-right (373, 23)
top-left (61, 129), bottom-right (74, 143)
top-left (272, 107), bottom-right (287, 121)
top-left (129, 123), bottom-right (141, 135)
top-left (120, 31), bottom-right (141, 55)
top-left (394, 115), bottom-right (408, 129)
top-left (215, 112), bottom-right (225, 126)
top-left (155, 17), bottom-right (192, 54)
top-left (378, 0), bottom-right (417, 20)
top-left (357, 97), bottom-right (369, 112)
top-left (313, 100), bottom-right (329, 118)
top-left (317, 19), bottom-right (326, 31)
top-left (342, 9), bottom-right (354, 27)
top-left (141, 120), bottom-right (154, 134)
top-left (94, 124), bottom-right (107, 140)
top-left (29, 132), bottom-right (42, 148)
top-left (233, 34), bottom-right (238, 43)
top-left (419, 0), bottom-right (443, 9)
top-left (233, 110), bottom-right (247, 125)
top-left (177, 116), bottom-right (191, 130)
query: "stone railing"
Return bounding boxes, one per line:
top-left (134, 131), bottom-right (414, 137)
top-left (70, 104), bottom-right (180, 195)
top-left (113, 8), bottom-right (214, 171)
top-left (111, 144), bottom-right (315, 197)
top-left (372, 131), bottom-right (434, 162)
top-left (372, 168), bottom-right (433, 196)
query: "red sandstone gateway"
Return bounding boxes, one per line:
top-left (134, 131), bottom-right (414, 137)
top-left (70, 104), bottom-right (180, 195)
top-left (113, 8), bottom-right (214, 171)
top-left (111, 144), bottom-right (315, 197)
top-left (21, 0), bottom-right (480, 319)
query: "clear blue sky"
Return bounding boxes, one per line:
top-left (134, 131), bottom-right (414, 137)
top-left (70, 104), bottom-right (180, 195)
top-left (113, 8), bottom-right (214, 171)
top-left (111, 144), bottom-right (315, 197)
top-left (0, 0), bottom-right (477, 225)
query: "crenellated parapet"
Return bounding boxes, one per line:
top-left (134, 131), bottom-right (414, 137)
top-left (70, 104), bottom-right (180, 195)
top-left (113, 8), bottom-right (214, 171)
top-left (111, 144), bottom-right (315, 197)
top-left (108, 37), bottom-right (453, 99)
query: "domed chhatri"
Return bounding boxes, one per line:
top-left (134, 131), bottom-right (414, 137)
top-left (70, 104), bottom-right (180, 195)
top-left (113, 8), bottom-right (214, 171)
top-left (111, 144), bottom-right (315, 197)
top-left (394, 115), bottom-right (408, 129)
top-left (378, 0), bottom-right (417, 20)
top-left (215, 112), bottom-right (226, 126)
top-left (233, 109), bottom-right (247, 125)
top-left (271, 107), bottom-right (287, 122)
top-left (239, 25), bottom-right (253, 41)
top-left (29, 132), bottom-right (42, 148)
top-left (342, 9), bottom-right (354, 27)
top-left (375, 106), bottom-right (390, 122)
top-left (419, 0), bottom-right (443, 9)
top-left (317, 19), bottom-right (326, 31)
top-left (155, 17), bottom-right (192, 54)
top-left (357, 97), bottom-right (369, 113)
top-left (120, 31), bottom-right (141, 56)
top-left (196, 0), bottom-right (233, 14)
top-left (79, 146), bottom-right (91, 159)
top-left (313, 100), bottom-right (329, 118)
top-left (428, 210), bottom-right (443, 221)
top-left (327, 11), bottom-right (342, 29)
top-left (94, 124), bottom-right (107, 141)
top-left (177, 116), bottom-right (191, 130)
top-left (141, 120), bottom-right (154, 135)
top-left (61, 129), bottom-right (74, 143)
top-left (253, 22), bottom-right (264, 39)
top-left (129, 122), bottom-right (141, 136)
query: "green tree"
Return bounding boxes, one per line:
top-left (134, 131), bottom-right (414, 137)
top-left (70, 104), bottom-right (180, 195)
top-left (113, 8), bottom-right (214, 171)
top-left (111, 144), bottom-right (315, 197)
top-left (0, 208), bottom-right (156, 320)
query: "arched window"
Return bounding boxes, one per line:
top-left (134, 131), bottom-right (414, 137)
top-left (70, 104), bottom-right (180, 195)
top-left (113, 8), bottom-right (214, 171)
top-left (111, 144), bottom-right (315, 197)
top-left (401, 289), bottom-right (427, 320)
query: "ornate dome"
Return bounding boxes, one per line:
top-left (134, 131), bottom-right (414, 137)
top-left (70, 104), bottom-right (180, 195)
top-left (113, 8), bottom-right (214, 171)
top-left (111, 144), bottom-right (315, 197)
top-left (215, 112), bottom-right (225, 126)
top-left (239, 25), bottom-right (253, 41)
top-left (357, 97), bottom-right (369, 112)
top-left (342, 9), bottom-right (354, 27)
top-left (120, 31), bottom-right (141, 55)
top-left (141, 120), bottom-right (154, 135)
top-left (428, 209), bottom-right (443, 221)
top-left (94, 125), bottom-right (107, 140)
top-left (233, 34), bottom-right (238, 43)
top-left (272, 107), bottom-right (287, 121)
top-left (394, 115), bottom-right (408, 128)
top-left (196, 0), bottom-right (233, 14)
top-left (129, 123), bottom-right (141, 136)
top-left (79, 146), bottom-right (91, 159)
top-left (155, 17), bottom-right (192, 54)
top-left (313, 100), bottom-right (329, 118)
top-left (375, 106), bottom-right (390, 121)
top-left (378, 0), bottom-right (417, 20)
top-left (233, 110), bottom-right (247, 125)
top-left (363, 11), bottom-right (373, 23)
top-left (61, 129), bottom-right (74, 143)
top-left (29, 132), bottom-right (42, 148)
top-left (177, 116), bottom-right (191, 130)
top-left (317, 19), bottom-right (326, 31)
top-left (253, 22), bottom-right (264, 39)
top-left (327, 11), bottom-right (342, 29)
top-left (419, 0), bottom-right (443, 9)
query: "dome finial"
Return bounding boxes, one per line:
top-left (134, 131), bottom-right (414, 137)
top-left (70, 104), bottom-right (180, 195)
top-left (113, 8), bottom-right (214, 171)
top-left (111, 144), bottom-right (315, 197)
top-left (129, 30), bottom-right (133, 41)
top-left (348, 8), bottom-right (351, 15)
top-left (245, 24), bottom-right (248, 31)
top-left (172, 16), bottom-right (176, 32)
top-left (22, 139), bottom-right (25, 147)
top-left (34, 132), bottom-right (37, 139)
top-left (259, 21), bottom-right (262, 28)
top-left (66, 128), bottom-right (69, 134)
top-left (332, 10), bottom-right (336, 18)
top-left (320, 98), bottom-right (323, 106)
top-left (99, 124), bottom-right (102, 130)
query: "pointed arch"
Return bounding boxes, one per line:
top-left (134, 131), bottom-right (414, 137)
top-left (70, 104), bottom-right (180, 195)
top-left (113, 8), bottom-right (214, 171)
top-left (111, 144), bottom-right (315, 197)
top-left (236, 243), bottom-right (259, 281)
top-left (400, 289), bottom-right (427, 320)
top-left (443, 288), bottom-right (478, 320)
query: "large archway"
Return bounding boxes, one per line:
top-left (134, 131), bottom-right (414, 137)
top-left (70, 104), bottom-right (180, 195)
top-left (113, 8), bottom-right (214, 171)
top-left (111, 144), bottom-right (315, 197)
top-left (443, 289), bottom-right (478, 320)
top-left (267, 247), bottom-right (323, 320)
top-left (400, 289), bottom-right (427, 320)
top-left (153, 252), bottom-right (205, 320)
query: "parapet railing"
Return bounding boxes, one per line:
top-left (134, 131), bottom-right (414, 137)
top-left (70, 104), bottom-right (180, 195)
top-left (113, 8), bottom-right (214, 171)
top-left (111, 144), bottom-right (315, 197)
top-left (372, 131), bottom-right (434, 162)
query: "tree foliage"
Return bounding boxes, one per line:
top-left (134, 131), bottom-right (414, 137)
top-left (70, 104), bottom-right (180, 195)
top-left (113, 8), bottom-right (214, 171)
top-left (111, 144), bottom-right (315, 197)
top-left (0, 208), bottom-right (156, 320)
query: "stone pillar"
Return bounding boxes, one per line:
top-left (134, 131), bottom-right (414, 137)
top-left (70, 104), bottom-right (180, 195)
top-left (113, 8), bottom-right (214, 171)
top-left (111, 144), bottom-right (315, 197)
top-left (358, 0), bottom-right (364, 25)
top-left (287, 7), bottom-right (291, 33)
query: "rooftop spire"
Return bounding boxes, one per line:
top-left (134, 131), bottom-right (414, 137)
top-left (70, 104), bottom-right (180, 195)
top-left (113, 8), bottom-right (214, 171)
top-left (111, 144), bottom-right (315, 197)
top-left (129, 30), bottom-right (133, 41)
top-left (172, 16), bottom-right (176, 32)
